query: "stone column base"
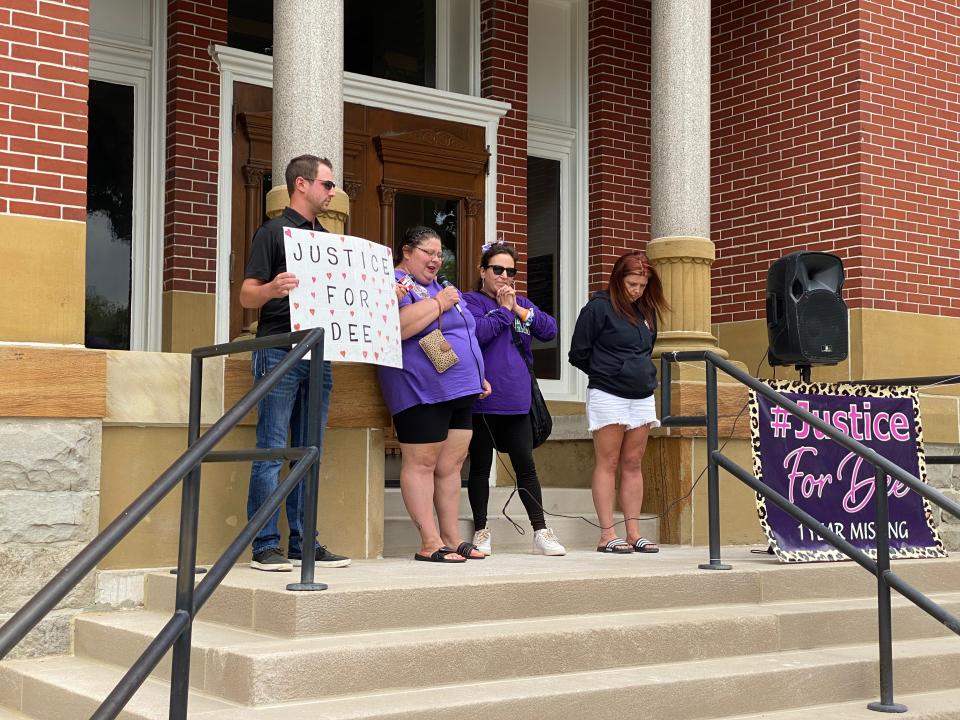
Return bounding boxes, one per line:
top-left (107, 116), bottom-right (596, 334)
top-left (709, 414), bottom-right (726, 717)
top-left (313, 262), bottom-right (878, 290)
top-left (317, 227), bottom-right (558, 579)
top-left (266, 186), bottom-right (350, 235)
top-left (646, 235), bottom-right (723, 355)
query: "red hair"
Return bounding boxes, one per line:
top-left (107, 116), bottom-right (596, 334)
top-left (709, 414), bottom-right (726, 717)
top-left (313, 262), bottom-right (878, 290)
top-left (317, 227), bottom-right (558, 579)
top-left (607, 251), bottom-right (669, 328)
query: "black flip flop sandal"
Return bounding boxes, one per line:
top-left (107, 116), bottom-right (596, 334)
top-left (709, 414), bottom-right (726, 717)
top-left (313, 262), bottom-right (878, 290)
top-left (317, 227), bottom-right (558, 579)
top-left (632, 537), bottom-right (660, 553)
top-left (414, 546), bottom-right (466, 563)
top-left (597, 538), bottom-right (634, 554)
top-left (456, 541), bottom-right (485, 559)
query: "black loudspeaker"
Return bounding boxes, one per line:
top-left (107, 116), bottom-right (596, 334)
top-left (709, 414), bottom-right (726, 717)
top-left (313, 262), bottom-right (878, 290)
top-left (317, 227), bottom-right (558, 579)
top-left (766, 251), bottom-right (848, 367)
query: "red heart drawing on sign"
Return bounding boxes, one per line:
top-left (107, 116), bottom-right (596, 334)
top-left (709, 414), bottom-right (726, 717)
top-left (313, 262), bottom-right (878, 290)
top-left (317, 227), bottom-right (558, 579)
top-left (381, 315), bottom-right (387, 323)
top-left (311, 276), bottom-right (317, 283)
top-left (293, 323), bottom-right (301, 330)
top-left (326, 272), bottom-right (332, 280)
top-left (362, 351), bottom-right (368, 358)
top-left (378, 330), bottom-right (382, 336)
top-left (309, 308), bottom-right (315, 316)
top-left (341, 272), bottom-right (347, 279)
top-left (374, 352), bottom-right (379, 360)
top-left (339, 350), bottom-right (347, 357)
top-left (390, 298), bottom-right (395, 306)
top-left (310, 292), bottom-right (316, 298)
top-left (350, 310), bottom-right (355, 317)
top-left (284, 228), bottom-right (292, 237)
top-left (361, 273), bottom-right (367, 281)
top-left (293, 303), bottom-right (299, 309)
top-left (329, 309), bottom-right (335, 316)
top-left (309, 231), bottom-right (315, 238)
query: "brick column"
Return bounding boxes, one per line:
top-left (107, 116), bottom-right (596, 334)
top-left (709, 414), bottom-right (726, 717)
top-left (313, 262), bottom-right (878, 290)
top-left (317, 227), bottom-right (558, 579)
top-left (481, 0), bottom-right (528, 263)
top-left (162, 0), bottom-right (227, 351)
top-left (0, 0), bottom-right (89, 344)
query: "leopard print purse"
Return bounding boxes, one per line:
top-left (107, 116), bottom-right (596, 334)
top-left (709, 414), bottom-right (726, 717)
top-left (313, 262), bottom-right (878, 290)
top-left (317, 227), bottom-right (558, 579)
top-left (418, 299), bottom-right (459, 373)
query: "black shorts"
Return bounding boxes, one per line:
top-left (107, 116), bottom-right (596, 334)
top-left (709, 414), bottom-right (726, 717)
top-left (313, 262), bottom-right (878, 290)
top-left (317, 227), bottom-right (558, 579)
top-left (393, 394), bottom-right (478, 444)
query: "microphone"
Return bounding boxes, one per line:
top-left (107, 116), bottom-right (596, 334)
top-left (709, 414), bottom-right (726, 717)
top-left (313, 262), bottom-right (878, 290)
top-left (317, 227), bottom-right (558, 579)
top-left (437, 274), bottom-right (462, 314)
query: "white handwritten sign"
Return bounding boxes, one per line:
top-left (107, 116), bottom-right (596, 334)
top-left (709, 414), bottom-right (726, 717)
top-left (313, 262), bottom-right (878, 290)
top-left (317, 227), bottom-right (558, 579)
top-left (283, 228), bottom-right (402, 368)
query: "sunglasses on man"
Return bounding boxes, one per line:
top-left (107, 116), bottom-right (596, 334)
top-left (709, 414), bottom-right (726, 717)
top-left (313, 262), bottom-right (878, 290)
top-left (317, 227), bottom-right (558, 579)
top-left (305, 177), bottom-right (336, 191)
top-left (485, 264), bottom-right (517, 278)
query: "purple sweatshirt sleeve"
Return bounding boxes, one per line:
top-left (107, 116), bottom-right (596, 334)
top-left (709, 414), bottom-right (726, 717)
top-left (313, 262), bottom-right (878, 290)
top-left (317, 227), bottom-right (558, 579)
top-left (519, 296), bottom-right (557, 342)
top-left (464, 293), bottom-right (514, 348)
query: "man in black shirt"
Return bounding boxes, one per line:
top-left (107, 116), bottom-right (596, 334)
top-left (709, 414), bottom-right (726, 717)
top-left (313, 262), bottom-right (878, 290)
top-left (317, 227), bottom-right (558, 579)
top-left (240, 154), bottom-right (350, 571)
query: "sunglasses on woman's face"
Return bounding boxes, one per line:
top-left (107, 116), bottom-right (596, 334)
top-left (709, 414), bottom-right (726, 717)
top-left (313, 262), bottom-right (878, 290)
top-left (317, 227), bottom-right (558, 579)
top-left (486, 264), bottom-right (517, 278)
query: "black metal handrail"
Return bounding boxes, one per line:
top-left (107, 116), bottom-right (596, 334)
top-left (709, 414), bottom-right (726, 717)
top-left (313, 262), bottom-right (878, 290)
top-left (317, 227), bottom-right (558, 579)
top-left (659, 351), bottom-right (960, 714)
top-left (0, 327), bottom-right (327, 720)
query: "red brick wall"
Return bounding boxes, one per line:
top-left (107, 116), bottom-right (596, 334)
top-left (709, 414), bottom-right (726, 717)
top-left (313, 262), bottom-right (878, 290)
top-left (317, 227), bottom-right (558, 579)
top-left (164, 0), bottom-right (227, 293)
top-left (712, 0), bottom-right (863, 324)
top-left (481, 0), bottom-right (528, 276)
top-left (587, 0), bottom-right (651, 292)
top-left (858, 0), bottom-right (960, 316)
top-left (0, 0), bottom-right (89, 222)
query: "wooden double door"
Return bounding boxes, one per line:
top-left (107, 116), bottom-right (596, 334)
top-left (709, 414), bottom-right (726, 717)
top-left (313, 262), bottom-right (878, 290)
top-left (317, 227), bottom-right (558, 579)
top-left (229, 82), bottom-right (490, 340)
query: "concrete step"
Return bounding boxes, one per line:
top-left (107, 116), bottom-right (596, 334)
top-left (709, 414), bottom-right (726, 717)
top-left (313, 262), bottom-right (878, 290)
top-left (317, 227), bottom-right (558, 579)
top-left (63, 637), bottom-right (959, 720)
top-left (3, 552), bottom-right (960, 719)
top-left (721, 688), bottom-right (960, 719)
top-left (73, 594), bottom-right (960, 706)
top-left (4, 638), bottom-right (959, 720)
top-left (0, 656), bottom-right (235, 720)
top-left (141, 550), bottom-right (960, 638)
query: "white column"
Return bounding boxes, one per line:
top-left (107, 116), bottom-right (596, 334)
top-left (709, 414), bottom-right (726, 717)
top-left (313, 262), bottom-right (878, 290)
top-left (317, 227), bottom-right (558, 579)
top-left (648, 0), bottom-right (720, 353)
top-left (271, 0), bottom-right (344, 186)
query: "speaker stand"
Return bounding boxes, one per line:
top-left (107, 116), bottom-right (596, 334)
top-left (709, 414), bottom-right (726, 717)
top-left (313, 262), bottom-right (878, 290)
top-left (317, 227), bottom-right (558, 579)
top-left (796, 365), bottom-right (812, 383)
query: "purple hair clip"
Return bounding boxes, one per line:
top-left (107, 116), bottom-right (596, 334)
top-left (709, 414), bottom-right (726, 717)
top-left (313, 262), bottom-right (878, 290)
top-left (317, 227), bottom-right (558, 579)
top-left (481, 239), bottom-right (506, 253)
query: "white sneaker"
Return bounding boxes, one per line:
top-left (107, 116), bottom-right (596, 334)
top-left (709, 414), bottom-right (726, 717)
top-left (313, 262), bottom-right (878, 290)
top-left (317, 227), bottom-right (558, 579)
top-left (533, 528), bottom-right (566, 556)
top-left (473, 528), bottom-right (492, 555)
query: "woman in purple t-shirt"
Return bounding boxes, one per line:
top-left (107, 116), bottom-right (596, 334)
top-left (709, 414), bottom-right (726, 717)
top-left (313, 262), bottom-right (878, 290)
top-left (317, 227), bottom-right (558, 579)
top-left (463, 243), bottom-right (565, 557)
top-left (377, 226), bottom-right (491, 563)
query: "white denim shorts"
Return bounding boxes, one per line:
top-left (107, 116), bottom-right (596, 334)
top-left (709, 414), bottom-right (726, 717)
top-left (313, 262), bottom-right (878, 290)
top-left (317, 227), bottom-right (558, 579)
top-left (586, 387), bottom-right (660, 433)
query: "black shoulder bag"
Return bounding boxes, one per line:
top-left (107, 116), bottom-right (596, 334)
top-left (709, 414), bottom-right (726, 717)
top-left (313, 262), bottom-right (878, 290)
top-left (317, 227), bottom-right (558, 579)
top-left (510, 325), bottom-right (552, 448)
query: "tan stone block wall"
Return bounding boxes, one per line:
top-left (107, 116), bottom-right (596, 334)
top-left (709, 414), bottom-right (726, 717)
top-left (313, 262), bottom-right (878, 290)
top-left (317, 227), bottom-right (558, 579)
top-left (0, 215), bottom-right (85, 344)
top-left (162, 291), bottom-right (217, 354)
top-left (99, 424), bottom-right (385, 569)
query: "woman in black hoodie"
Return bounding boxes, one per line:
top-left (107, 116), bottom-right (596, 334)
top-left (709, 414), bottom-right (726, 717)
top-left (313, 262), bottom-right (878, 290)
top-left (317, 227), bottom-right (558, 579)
top-left (568, 251), bottom-right (669, 554)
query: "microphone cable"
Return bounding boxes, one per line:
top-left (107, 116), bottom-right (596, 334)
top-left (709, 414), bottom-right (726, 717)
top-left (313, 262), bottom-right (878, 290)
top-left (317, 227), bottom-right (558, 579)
top-left (482, 348), bottom-right (768, 536)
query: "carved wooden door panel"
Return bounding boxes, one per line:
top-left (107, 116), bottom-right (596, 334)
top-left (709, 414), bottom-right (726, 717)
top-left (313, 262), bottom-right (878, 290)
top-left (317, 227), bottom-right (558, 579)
top-left (230, 87), bottom-right (489, 340)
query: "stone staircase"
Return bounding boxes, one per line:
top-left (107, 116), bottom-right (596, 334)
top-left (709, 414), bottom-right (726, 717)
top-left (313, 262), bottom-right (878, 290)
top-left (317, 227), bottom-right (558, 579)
top-left (383, 486), bottom-right (659, 556)
top-left (1, 548), bottom-right (959, 719)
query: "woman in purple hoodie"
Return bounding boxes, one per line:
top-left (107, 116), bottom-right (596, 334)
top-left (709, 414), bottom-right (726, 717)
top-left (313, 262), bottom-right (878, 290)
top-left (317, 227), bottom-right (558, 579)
top-left (464, 243), bottom-right (565, 556)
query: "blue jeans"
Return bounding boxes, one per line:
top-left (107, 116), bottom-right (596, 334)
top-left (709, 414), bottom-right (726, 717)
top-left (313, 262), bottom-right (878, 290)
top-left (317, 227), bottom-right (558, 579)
top-left (247, 347), bottom-right (333, 556)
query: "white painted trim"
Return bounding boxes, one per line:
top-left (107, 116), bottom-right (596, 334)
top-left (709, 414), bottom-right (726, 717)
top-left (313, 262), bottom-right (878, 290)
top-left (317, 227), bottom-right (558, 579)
top-left (88, 15), bottom-right (164, 352)
top-left (210, 45), bottom-right (510, 343)
top-left (573, 0), bottom-right (589, 404)
top-left (524, 0), bottom-right (589, 404)
top-left (435, 0), bottom-right (450, 92)
top-left (528, 122), bottom-right (578, 402)
top-left (146, 0), bottom-right (166, 352)
top-left (470, 0), bottom-right (481, 96)
top-left (211, 47), bottom-right (273, 344)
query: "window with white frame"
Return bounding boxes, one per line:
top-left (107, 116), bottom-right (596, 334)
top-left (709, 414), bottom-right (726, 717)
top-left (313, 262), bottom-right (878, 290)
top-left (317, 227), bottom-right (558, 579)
top-left (528, 123), bottom-right (581, 400)
top-left (86, 0), bottom-right (164, 350)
